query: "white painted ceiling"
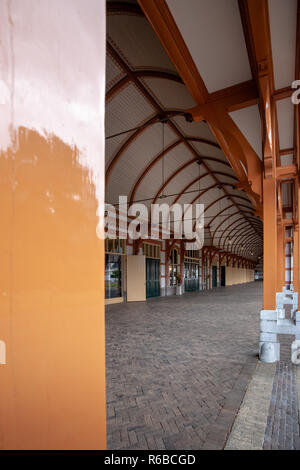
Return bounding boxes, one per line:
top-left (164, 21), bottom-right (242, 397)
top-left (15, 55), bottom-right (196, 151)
top-left (268, 0), bottom-right (298, 90)
top-left (166, 0), bottom-right (252, 92)
top-left (229, 105), bottom-right (262, 160)
top-left (105, 3), bottom-right (263, 257)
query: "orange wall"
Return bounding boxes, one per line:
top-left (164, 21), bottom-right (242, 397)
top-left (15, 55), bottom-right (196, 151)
top-left (0, 0), bottom-right (106, 449)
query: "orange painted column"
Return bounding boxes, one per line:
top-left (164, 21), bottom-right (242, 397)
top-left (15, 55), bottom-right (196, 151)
top-left (263, 178), bottom-right (277, 310)
top-left (276, 223), bottom-right (285, 292)
top-left (293, 228), bottom-right (299, 293)
top-left (0, 1), bottom-right (106, 449)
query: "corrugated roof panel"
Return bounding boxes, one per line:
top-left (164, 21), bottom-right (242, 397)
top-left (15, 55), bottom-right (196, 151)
top-left (142, 77), bottom-right (196, 109)
top-left (107, 14), bottom-right (176, 72)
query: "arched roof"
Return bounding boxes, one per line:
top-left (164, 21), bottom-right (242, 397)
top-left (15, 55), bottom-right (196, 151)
top-left (104, 0), bottom-right (289, 261)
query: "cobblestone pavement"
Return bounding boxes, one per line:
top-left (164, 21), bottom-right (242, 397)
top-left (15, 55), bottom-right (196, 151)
top-left (106, 282), bottom-right (261, 450)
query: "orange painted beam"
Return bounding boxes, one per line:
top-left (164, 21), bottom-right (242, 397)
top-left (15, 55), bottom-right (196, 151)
top-left (0, 1), bottom-right (106, 449)
top-left (276, 164), bottom-right (298, 181)
top-left (293, 228), bottom-right (299, 293)
top-left (276, 223), bottom-right (285, 292)
top-left (137, 0), bottom-right (208, 105)
top-left (138, 0), bottom-right (263, 221)
top-left (263, 178), bottom-right (277, 309)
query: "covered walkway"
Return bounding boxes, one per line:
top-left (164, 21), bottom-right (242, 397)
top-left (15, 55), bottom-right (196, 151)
top-left (106, 282), bottom-right (261, 449)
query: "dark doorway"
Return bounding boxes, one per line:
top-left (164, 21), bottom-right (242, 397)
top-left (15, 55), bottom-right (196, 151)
top-left (146, 258), bottom-right (161, 298)
top-left (184, 262), bottom-right (199, 292)
top-left (221, 266), bottom-right (226, 286)
top-left (212, 265), bottom-right (218, 288)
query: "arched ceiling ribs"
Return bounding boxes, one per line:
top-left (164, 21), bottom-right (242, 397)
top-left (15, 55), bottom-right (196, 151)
top-left (238, 237), bottom-right (261, 258)
top-left (106, 110), bottom-right (185, 184)
top-left (220, 223), bottom-right (257, 251)
top-left (151, 157), bottom-right (232, 205)
top-left (234, 239), bottom-right (257, 258)
top-left (222, 219), bottom-right (262, 250)
top-left (224, 229), bottom-right (262, 256)
top-left (206, 203), bottom-right (255, 230)
top-left (212, 211), bottom-right (256, 245)
top-left (234, 235), bottom-right (261, 258)
top-left (224, 224), bottom-right (260, 251)
top-left (201, 194), bottom-right (252, 217)
top-left (222, 223), bottom-right (255, 251)
top-left (106, 70), bottom-right (183, 102)
top-left (151, 158), bottom-right (200, 205)
top-left (191, 202), bottom-right (254, 233)
top-left (129, 138), bottom-right (224, 205)
top-left (170, 172), bottom-right (238, 208)
top-left (188, 184), bottom-right (225, 207)
top-left (230, 231), bottom-right (261, 256)
top-left (107, 41), bottom-right (260, 237)
top-left (137, 0), bottom-right (263, 216)
top-left (187, 137), bottom-right (220, 149)
top-left (244, 242), bottom-right (261, 258)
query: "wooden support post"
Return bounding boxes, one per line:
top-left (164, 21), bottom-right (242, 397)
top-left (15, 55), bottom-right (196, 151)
top-left (180, 240), bottom-right (185, 286)
top-left (293, 228), bottom-right (299, 293)
top-left (276, 223), bottom-right (285, 292)
top-left (263, 178), bottom-right (277, 309)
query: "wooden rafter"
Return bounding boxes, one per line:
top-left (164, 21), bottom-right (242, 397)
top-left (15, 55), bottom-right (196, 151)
top-left (212, 210), bottom-right (255, 245)
top-left (106, 70), bottom-right (183, 102)
top-left (129, 141), bottom-right (225, 205)
top-left (169, 172), bottom-right (238, 208)
top-left (242, 0), bottom-right (277, 176)
top-left (138, 0), bottom-right (263, 219)
top-left (220, 218), bottom-right (261, 249)
top-left (223, 221), bottom-right (262, 251)
top-left (231, 232), bottom-right (261, 255)
top-left (147, 157), bottom-right (229, 206)
top-left (106, 5), bottom-right (264, 257)
top-left (206, 203), bottom-right (255, 230)
top-left (106, 43), bottom-right (260, 239)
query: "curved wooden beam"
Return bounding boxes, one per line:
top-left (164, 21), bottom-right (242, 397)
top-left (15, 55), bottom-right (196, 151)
top-left (202, 194), bottom-right (252, 217)
top-left (234, 235), bottom-right (262, 257)
top-left (212, 211), bottom-right (255, 245)
top-left (238, 236), bottom-right (262, 258)
top-left (151, 157), bottom-right (231, 204)
top-left (222, 218), bottom-right (262, 250)
top-left (136, 0), bottom-right (263, 216)
top-left (106, 110), bottom-right (187, 184)
top-left (206, 203), bottom-right (255, 230)
top-left (170, 172), bottom-right (238, 207)
top-left (106, 70), bottom-right (183, 103)
top-left (221, 223), bottom-right (256, 250)
top-left (223, 222), bottom-right (256, 248)
top-left (108, 41), bottom-right (260, 235)
top-left (129, 138), bottom-right (225, 205)
top-left (230, 231), bottom-right (261, 255)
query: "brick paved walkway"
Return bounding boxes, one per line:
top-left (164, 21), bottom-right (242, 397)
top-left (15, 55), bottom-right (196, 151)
top-left (106, 282), bottom-right (261, 450)
top-left (263, 361), bottom-right (300, 450)
top-left (225, 362), bottom-right (276, 450)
